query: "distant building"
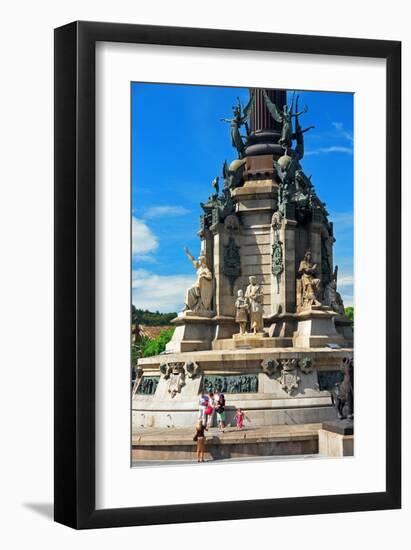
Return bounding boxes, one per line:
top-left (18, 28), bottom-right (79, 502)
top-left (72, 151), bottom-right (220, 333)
top-left (132, 324), bottom-right (173, 343)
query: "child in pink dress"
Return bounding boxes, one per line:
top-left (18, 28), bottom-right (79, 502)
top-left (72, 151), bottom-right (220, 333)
top-left (236, 408), bottom-right (245, 430)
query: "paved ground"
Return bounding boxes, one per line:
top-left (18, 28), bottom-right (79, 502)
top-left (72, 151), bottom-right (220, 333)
top-left (132, 453), bottom-right (320, 468)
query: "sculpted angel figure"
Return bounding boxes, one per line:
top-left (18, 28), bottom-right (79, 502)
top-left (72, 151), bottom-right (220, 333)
top-left (298, 250), bottom-right (322, 308)
top-left (263, 90), bottom-right (309, 150)
top-left (293, 95), bottom-right (314, 160)
top-left (221, 92), bottom-right (255, 158)
top-left (183, 247), bottom-right (213, 313)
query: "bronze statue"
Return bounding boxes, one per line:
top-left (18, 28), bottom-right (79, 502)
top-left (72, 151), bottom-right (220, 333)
top-left (263, 90), bottom-right (308, 151)
top-left (293, 95), bottom-right (314, 159)
top-left (331, 357), bottom-right (354, 419)
top-left (324, 266), bottom-right (345, 315)
top-left (221, 92), bottom-right (255, 158)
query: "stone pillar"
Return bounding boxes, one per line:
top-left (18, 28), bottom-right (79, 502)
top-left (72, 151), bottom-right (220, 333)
top-left (309, 222), bottom-right (323, 284)
top-left (199, 227), bottom-right (214, 273)
top-left (283, 218), bottom-right (298, 313)
top-left (211, 220), bottom-right (241, 341)
top-left (231, 171), bottom-right (278, 324)
top-left (250, 88), bottom-right (286, 133)
top-left (212, 223), bottom-right (237, 318)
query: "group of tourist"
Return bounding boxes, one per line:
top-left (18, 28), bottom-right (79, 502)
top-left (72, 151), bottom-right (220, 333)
top-left (193, 389), bottom-right (249, 462)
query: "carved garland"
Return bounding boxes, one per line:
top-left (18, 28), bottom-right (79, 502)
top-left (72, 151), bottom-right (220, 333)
top-left (261, 357), bottom-right (315, 395)
top-left (271, 212), bottom-right (284, 293)
top-left (222, 235), bottom-right (241, 296)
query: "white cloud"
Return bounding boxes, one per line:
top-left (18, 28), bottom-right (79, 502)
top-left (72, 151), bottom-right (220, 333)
top-left (306, 121), bottom-right (353, 156)
top-left (144, 205), bottom-right (190, 219)
top-left (132, 217), bottom-right (158, 257)
top-left (332, 121), bottom-right (353, 144)
top-left (329, 211), bottom-right (354, 231)
top-left (132, 270), bottom-right (195, 313)
top-left (305, 146), bottom-right (353, 156)
top-left (340, 293), bottom-right (353, 307)
top-left (337, 273), bottom-right (354, 288)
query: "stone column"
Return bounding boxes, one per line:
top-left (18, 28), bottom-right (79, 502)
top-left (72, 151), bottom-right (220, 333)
top-left (309, 222), bottom-right (323, 284)
top-left (250, 88), bottom-right (286, 133)
top-left (212, 224), bottom-right (235, 318)
top-left (211, 222), bottom-right (239, 340)
top-left (199, 226), bottom-right (214, 286)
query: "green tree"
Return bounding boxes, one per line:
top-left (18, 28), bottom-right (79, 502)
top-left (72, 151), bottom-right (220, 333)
top-left (345, 306), bottom-right (354, 322)
top-left (131, 335), bottom-right (149, 366)
top-left (131, 305), bottom-right (177, 326)
top-left (141, 328), bottom-right (175, 358)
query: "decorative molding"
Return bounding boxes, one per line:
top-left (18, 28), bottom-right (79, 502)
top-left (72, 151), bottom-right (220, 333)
top-left (224, 214), bottom-right (240, 234)
top-left (222, 235), bottom-right (241, 295)
top-left (271, 212), bottom-right (284, 293)
top-left (160, 362), bottom-right (186, 398)
top-left (185, 361), bottom-right (201, 379)
top-left (261, 357), bottom-right (280, 376)
top-left (300, 357), bottom-right (314, 374)
top-left (278, 359), bottom-right (300, 394)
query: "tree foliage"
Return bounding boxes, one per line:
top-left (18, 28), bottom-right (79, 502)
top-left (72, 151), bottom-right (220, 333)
top-left (131, 335), bottom-right (150, 366)
top-left (131, 305), bottom-right (177, 326)
top-left (141, 328), bottom-right (175, 358)
top-left (344, 306), bottom-right (354, 322)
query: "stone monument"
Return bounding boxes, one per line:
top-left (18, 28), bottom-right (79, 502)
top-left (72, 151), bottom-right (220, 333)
top-left (133, 88), bottom-right (353, 445)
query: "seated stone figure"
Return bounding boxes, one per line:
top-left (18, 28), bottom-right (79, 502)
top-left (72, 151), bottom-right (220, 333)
top-left (183, 247), bottom-right (213, 313)
top-left (298, 250), bottom-right (322, 309)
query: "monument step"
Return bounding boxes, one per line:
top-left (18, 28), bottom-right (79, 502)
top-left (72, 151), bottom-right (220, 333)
top-left (132, 423), bottom-right (321, 461)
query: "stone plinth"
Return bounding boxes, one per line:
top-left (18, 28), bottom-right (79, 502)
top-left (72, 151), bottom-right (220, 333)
top-left (212, 333), bottom-right (293, 350)
top-left (166, 311), bottom-right (215, 353)
top-left (318, 426), bottom-right (354, 457)
top-left (335, 315), bottom-right (354, 347)
top-left (293, 306), bottom-right (348, 348)
top-left (134, 347), bottom-right (351, 429)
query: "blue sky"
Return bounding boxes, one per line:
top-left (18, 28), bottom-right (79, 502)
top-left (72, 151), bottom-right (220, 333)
top-left (131, 83), bottom-right (353, 312)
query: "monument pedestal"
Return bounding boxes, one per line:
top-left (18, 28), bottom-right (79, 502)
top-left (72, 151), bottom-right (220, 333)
top-left (165, 311), bottom-right (215, 353)
top-left (134, 346), bottom-right (351, 429)
top-left (133, 88), bottom-right (354, 459)
top-left (212, 332), bottom-right (292, 350)
top-left (319, 420), bottom-right (354, 457)
top-left (335, 315), bottom-right (354, 346)
top-left (293, 306), bottom-right (348, 348)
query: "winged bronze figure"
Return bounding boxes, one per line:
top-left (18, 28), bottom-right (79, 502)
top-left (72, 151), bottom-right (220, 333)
top-left (221, 91), bottom-right (255, 158)
top-left (263, 90), bottom-right (308, 150)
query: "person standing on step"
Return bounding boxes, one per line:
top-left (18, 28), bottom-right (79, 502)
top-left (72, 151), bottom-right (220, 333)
top-left (204, 391), bottom-right (214, 428)
top-left (198, 391), bottom-right (209, 425)
top-left (193, 421), bottom-right (207, 462)
top-left (215, 390), bottom-right (226, 432)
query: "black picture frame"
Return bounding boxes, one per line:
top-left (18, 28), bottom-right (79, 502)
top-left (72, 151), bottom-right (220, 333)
top-left (54, 21), bottom-right (401, 529)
